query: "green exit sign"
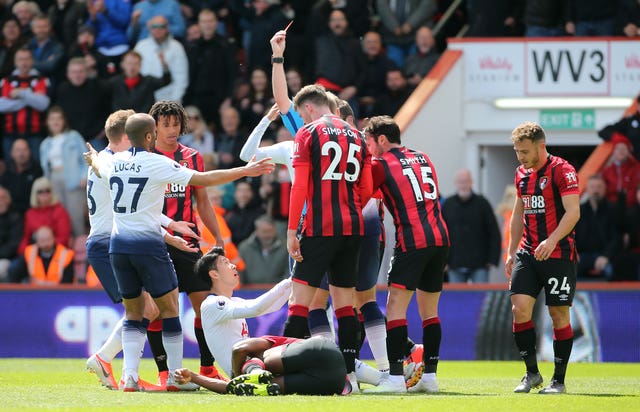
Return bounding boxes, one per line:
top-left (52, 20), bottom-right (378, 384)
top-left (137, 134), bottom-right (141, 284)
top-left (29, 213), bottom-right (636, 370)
top-left (539, 109), bottom-right (595, 130)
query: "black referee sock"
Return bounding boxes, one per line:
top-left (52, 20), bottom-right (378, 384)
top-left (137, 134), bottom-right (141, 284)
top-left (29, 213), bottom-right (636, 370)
top-left (387, 319), bottom-right (408, 376)
top-left (513, 320), bottom-right (539, 374)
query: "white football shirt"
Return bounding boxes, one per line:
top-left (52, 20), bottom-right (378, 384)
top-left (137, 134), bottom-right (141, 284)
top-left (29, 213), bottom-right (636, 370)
top-left (200, 278), bottom-right (291, 376)
top-left (98, 147), bottom-right (195, 254)
top-left (87, 149), bottom-right (115, 241)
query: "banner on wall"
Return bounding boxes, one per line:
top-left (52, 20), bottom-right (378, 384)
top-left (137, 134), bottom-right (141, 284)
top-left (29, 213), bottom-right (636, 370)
top-left (448, 38), bottom-right (640, 98)
top-left (0, 288), bottom-right (638, 362)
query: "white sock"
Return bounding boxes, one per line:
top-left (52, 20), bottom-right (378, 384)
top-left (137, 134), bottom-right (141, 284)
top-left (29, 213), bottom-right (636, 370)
top-left (162, 331), bottom-right (184, 373)
top-left (121, 321), bottom-right (146, 381)
top-left (355, 358), bottom-right (383, 385)
top-left (97, 317), bottom-right (123, 362)
top-left (364, 323), bottom-right (390, 372)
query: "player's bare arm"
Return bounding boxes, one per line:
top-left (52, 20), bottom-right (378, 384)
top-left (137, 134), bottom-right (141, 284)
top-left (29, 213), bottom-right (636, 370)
top-left (231, 338), bottom-right (272, 378)
top-left (195, 187), bottom-right (224, 247)
top-left (166, 220), bottom-right (202, 242)
top-left (173, 368), bottom-right (228, 393)
top-left (189, 156), bottom-right (274, 186)
top-left (534, 193), bottom-right (580, 261)
top-left (505, 197), bottom-right (525, 278)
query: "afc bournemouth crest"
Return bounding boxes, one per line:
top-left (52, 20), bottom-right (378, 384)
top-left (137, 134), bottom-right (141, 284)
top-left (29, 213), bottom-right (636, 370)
top-left (180, 160), bottom-right (189, 168)
top-left (539, 176), bottom-right (548, 190)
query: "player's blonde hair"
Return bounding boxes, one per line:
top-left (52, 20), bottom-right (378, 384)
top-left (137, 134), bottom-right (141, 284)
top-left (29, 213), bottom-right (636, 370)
top-left (511, 121), bottom-right (546, 144)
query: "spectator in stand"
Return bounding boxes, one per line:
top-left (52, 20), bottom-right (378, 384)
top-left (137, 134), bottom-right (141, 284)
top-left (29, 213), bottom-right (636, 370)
top-left (243, 0), bottom-right (287, 71)
top-left (184, 8), bottom-right (236, 130)
top-left (466, 0), bottom-right (523, 37)
top-left (86, 0), bottom-right (132, 77)
top-left (285, 67), bottom-right (303, 97)
top-left (0, 138), bottom-right (43, 215)
top-left (225, 180), bottom-right (265, 246)
top-left (9, 225), bottom-right (75, 284)
top-left (66, 25), bottom-right (100, 79)
top-left (127, 0), bottom-right (185, 43)
top-left (601, 134), bottom-right (640, 209)
top-left (575, 174), bottom-right (620, 280)
top-left (359, 31), bottom-right (397, 119)
top-left (621, 0), bottom-right (640, 37)
top-left (376, 0), bottom-right (436, 68)
top-left (107, 50), bottom-right (171, 113)
top-left (135, 15), bottom-right (189, 103)
top-left (0, 17), bottom-right (27, 79)
top-left (39, 106), bottom-right (87, 237)
top-left (373, 68), bottom-right (410, 117)
top-left (26, 15), bottom-right (65, 84)
top-left (180, 105), bottom-right (215, 167)
top-left (565, 0), bottom-right (618, 36)
top-left (185, 22), bottom-right (201, 42)
top-left (510, 0), bottom-right (569, 37)
top-left (12, 1), bottom-right (41, 38)
top-left (618, 184), bottom-right (640, 280)
top-left (0, 186), bottom-right (22, 282)
top-left (18, 176), bottom-right (71, 255)
top-left (0, 48), bottom-right (51, 163)
top-left (314, 9), bottom-right (365, 115)
top-left (598, 96), bottom-right (640, 160)
top-left (308, 0), bottom-right (371, 38)
top-left (181, 0), bottom-right (229, 26)
top-left (442, 168), bottom-right (501, 283)
top-left (196, 186), bottom-right (246, 272)
top-left (47, 0), bottom-right (86, 54)
top-left (55, 58), bottom-right (110, 150)
top-left (238, 214), bottom-right (289, 284)
top-left (403, 26), bottom-right (440, 89)
top-left (216, 106), bottom-right (247, 169)
top-left (237, 68), bottom-right (274, 131)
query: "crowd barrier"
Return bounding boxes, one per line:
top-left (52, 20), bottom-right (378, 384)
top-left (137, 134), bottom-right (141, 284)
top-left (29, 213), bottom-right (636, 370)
top-left (1, 283), bottom-right (638, 362)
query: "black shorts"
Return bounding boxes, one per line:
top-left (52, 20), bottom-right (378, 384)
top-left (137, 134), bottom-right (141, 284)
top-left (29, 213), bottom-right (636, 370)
top-left (510, 250), bottom-right (577, 306)
top-left (282, 337), bottom-right (346, 395)
top-left (293, 236), bottom-right (362, 288)
top-left (166, 244), bottom-right (209, 294)
top-left (388, 246), bottom-right (449, 292)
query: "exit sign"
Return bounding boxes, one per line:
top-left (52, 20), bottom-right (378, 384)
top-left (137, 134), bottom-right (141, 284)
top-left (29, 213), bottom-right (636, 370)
top-left (539, 109), bottom-right (595, 130)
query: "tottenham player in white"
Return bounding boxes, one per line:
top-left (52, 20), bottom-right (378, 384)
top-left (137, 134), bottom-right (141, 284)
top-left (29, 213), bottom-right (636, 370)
top-left (196, 248), bottom-right (291, 377)
top-left (85, 113), bottom-right (274, 392)
top-left (85, 110), bottom-right (202, 390)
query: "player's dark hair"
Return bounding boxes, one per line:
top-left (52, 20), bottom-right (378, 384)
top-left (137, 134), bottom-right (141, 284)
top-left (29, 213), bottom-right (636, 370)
top-left (148, 100), bottom-right (189, 136)
top-left (364, 115), bottom-right (401, 144)
top-left (293, 84), bottom-right (329, 111)
top-left (195, 246), bottom-right (225, 286)
top-left (337, 99), bottom-right (354, 121)
top-left (511, 121), bottom-right (546, 144)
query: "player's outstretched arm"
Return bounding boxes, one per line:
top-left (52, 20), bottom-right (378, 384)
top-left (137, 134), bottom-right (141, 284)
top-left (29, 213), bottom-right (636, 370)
top-left (231, 338), bottom-right (273, 378)
top-left (83, 142), bottom-right (102, 177)
top-left (173, 368), bottom-right (228, 393)
top-left (166, 220), bottom-right (202, 241)
top-left (239, 104), bottom-right (280, 163)
top-left (189, 156), bottom-right (275, 187)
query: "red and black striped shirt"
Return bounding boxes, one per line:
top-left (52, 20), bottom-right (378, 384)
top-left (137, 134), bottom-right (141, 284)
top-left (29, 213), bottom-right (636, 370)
top-left (0, 74), bottom-right (49, 137)
top-left (154, 143), bottom-right (204, 246)
top-left (292, 114), bottom-right (370, 237)
top-left (515, 154), bottom-right (579, 261)
top-left (372, 146), bottom-right (449, 251)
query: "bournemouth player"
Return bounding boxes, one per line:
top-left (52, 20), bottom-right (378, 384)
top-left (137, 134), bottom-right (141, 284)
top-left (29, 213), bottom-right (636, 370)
top-left (85, 113), bottom-right (273, 391)
top-left (286, 84), bottom-right (372, 391)
top-left (149, 100), bottom-right (226, 384)
top-left (85, 110), bottom-right (199, 390)
top-left (364, 116), bottom-right (450, 393)
top-left (506, 122), bottom-right (580, 394)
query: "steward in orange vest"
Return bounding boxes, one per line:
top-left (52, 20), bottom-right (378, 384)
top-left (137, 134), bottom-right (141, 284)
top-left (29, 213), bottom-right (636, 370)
top-left (23, 226), bottom-right (74, 285)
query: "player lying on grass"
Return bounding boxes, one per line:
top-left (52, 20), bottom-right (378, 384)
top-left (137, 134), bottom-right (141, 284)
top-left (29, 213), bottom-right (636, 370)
top-left (174, 335), bottom-right (346, 395)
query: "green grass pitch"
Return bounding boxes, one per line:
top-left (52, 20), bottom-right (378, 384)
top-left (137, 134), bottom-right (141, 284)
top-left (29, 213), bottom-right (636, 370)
top-left (1, 359), bottom-right (638, 411)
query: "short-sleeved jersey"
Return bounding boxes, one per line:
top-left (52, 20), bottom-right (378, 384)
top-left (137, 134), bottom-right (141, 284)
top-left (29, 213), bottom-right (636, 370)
top-left (200, 280), bottom-right (290, 377)
top-left (292, 114), bottom-right (370, 237)
top-left (87, 148), bottom-right (115, 242)
top-left (98, 147), bottom-right (195, 255)
top-left (154, 143), bottom-right (204, 246)
top-left (372, 146), bottom-right (450, 252)
top-left (514, 154), bottom-right (579, 260)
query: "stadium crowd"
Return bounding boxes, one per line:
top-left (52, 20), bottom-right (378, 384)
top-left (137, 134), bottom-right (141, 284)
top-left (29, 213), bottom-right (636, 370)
top-left (1, 0), bottom-right (640, 286)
